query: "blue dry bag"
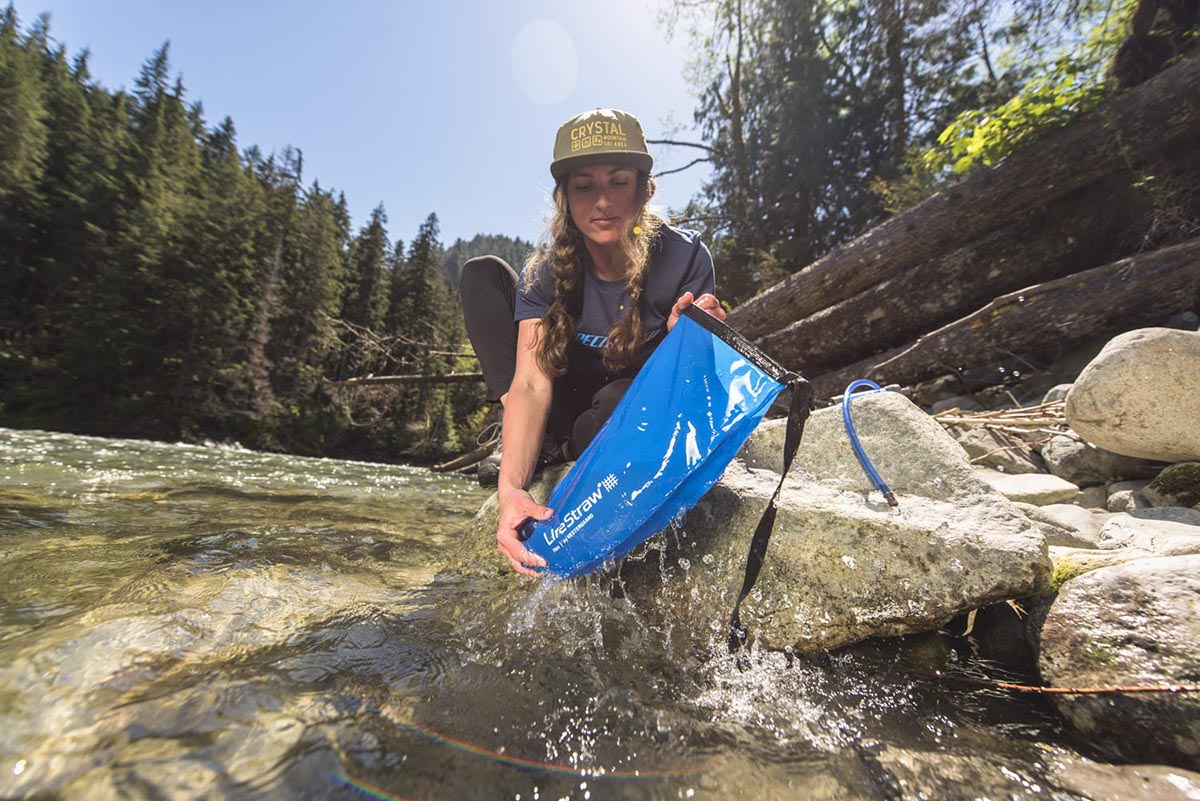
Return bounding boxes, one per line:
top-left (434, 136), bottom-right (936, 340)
top-left (519, 303), bottom-right (813, 618)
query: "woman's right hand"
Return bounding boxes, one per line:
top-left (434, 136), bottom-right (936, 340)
top-left (496, 486), bottom-right (552, 577)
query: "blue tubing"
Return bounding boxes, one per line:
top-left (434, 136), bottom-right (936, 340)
top-left (842, 379), bottom-right (899, 507)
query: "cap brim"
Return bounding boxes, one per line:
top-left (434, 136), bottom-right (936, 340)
top-left (550, 151), bottom-right (654, 181)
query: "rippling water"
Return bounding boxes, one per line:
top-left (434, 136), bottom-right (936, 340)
top-left (0, 427), bottom-right (1120, 800)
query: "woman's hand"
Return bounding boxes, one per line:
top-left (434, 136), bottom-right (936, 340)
top-left (496, 485), bottom-right (552, 577)
top-left (667, 291), bottom-right (727, 332)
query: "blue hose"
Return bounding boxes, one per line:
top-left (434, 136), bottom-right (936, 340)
top-left (842, 379), bottom-right (898, 507)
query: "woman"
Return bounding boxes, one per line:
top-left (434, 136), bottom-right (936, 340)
top-left (458, 108), bottom-right (725, 577)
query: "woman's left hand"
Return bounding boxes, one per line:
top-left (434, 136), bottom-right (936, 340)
top-left (667, 292), bottom-right (726, 332)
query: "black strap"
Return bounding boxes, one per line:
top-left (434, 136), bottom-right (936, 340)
top-left (727, 376), bottom-right (813, 653)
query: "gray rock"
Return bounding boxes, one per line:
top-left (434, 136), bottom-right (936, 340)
top-left (929, 394), bottom-right (983, 415)
top-left (1042, 383), bottom-right (1073, 404)
top-left (1038, 555), bottom-right (1200, 767)
top-left (741, 390), bottom-right (999, 503)
top-left (616, 463), bottom-right (1050, 654)
top-left (1066, 328), bottom-right (1200, 462)
top-left (975, 468), bottom-right (1080, 506)
top-left (1163, 310), bottom-right (1200, 331)
top-left (949, 426), bottom-right (1046, 474)
top-left (1145, 462), bottom-right (1200, 509)
top-left (1073, 485), bottom-right (1108, 510)
top-left (1129, 506), bottom-right (1200, 526)
top-left (1106, 479), bottom-right (1150, 512)
top-left (1041, 434), bottom-right (1160, 487)
top-left (1097, 515), bottom-right (1200, 556)
top-left (1050, 759), bottom-right (1200, 801)
top-left (1016, 502), bottom-right (1110, 548)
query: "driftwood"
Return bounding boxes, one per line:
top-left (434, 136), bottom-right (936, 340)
top-left (431, 436), bottom-right (499, 473)
top-left (802, 238), bottom-right (1200, 396)
top-left (335, 372), bottom-right (485, 386)
top-left (756, 171), bottom-right (1170, 373)
top-left (728, 54), bottom-right (1200, 342)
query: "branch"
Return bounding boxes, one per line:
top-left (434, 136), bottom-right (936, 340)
top-left (332, 372), bottom-right (484, 386)
top-left (655, 157), bottom-right (712, 177)
top-left (647, 138), bottom-right (715, 152)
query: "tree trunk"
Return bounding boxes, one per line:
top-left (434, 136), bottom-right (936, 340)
top-left (756, 170), bottom-right (1165, 375)
top-left (727, 54), bottom-right (1200, 341)
top-left (806, 238), bottom-right (1200, 396)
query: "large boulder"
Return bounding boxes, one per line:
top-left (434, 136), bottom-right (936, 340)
top-left (616, 391), bottom-right (1052, 652)
top-left (1066, 328), bottom-right (1200, 462)
top-left (1041, 434), bottom-right (1161, 487)
top-left (1038, 555), bottom-right (1200, 768)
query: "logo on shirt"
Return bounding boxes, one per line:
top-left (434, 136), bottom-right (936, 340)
top-left (576, 333), bottom-right (608, 349)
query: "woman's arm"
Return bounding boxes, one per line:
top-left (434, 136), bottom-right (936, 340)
top-left (495, 318), bottom-right (555, 577)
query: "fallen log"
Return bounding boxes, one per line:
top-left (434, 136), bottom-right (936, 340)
top-left (819, 238), bottom-right (1200, 393)
top-left (755, 169), bottom-right (1168, 374)
top-left (334, 372), bottom-right (485, 386)
top-left (727, 54), bottom-right (1200, 342)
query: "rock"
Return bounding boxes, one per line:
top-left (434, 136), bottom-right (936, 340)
top-left (975, 468), bottom-right (1080, 506)
top-left (1073, 485), bottom-right (1108, 510)
top-left (929, 394), bottom-right (983, 414)
top-left (949, 426), bottom-right (1046, 474)
top-left (1097, 515), bottom-right (1200, 556)
top-left (910, 373), bottom-right (961, 408)
top-left (616, 463), bottom-right (1050, 653)
top-left (1041, 434), bottom-right (1161, 487)
top-left (1049, 545), bottom-right (1155, 589)
top-left (1163, 309), bottom-right (1199, 331)
top-left (1129, 506), bottom-right (1200, 526)
top-left (1015, 502), bottom-right (1110, 548)
top-left (1106, 479), bottom-right (1150, 512)
top-left (1042, 383), bottom-right (1073, 404)
top-left (1050, 759), bottom-right (1200, 801)
top-left (617, 391), bottom-right (1051, 653)
top-left (1038, 555), bottom-right (1200, 767)
top-left (1065, 328), bottom-right (1200, 462)
top-left (1145, 462), bottom-right (1200, 509)
top-left (742, 390), bottom-right (998, 502)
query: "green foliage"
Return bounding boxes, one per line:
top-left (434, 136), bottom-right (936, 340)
top-left (0, 11), bottom-right (489, 462)
top-left (922, 1), bottom-right (1136, 175)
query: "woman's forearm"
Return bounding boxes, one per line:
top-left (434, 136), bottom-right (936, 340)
top-left (497, 381), bottom-right (552, 494)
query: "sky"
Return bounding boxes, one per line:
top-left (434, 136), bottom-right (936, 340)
top-left (14, 0), bottom-right (715, 248)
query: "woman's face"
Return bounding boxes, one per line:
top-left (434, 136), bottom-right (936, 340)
top-left (565, 164), bottom-right (639, 251)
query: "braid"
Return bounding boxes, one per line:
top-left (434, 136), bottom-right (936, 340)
top-left (602, 174), bottom-right (662, 373)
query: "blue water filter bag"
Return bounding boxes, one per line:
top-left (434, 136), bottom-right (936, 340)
top-left (519, 306), bottom-right (801, 579)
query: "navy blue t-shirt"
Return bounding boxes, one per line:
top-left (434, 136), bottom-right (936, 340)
top-left (514, 225), bottom-right (716, 388)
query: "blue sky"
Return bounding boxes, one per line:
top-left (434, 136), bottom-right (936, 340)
top-left (16, 0), bottom-right (714, 248)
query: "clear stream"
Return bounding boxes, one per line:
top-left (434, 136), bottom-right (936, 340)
top-left (0, 427), bottom-right (1145, 800)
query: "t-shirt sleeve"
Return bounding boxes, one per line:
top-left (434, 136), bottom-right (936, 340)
top-left (513, 265), bottom-right (555, 322)
top-left (679, 239), bottom-right (716, 298)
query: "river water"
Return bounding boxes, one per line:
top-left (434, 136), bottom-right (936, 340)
top-left (0, 427), bottom-right (1131, 800)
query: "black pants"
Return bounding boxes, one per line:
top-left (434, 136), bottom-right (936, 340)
top-left (458, 256), bottom-right (629, 459)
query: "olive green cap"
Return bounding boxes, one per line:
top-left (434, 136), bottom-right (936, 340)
top-left (550, 108), bottom-right (653, 181)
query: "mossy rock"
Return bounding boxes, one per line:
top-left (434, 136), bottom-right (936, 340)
top-left (1145, 462), bottom-right (1200, 509)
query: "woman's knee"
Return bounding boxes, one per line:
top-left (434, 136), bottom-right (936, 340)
top-left (459, 255), bottom-right (517, 297)
top-left (592, 379), bottom-right (632, 416)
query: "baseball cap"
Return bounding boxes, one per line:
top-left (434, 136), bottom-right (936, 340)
top-left (550, 108), bottom-right (654, 181)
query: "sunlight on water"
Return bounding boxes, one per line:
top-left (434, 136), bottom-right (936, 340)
top-left (0, 427), bottom-right (1102, 800)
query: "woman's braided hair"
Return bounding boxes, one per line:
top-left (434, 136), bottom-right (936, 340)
top-left (522, 172), bottom-right (663, 377)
